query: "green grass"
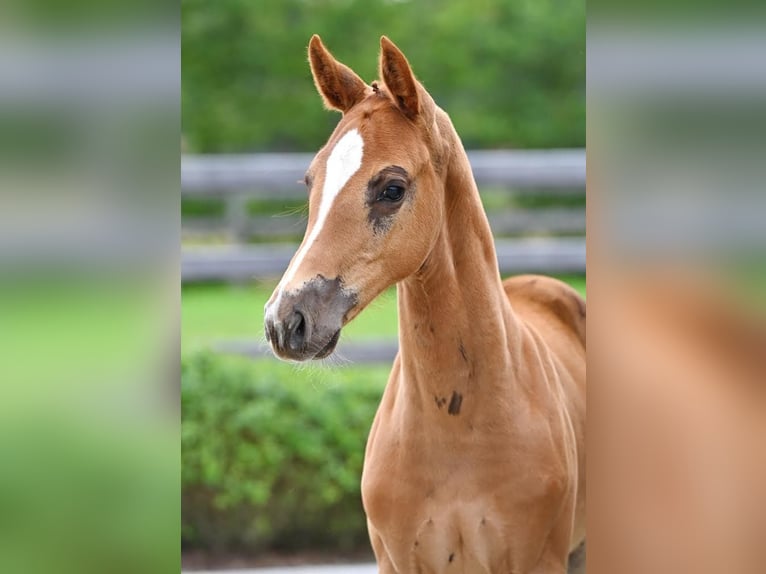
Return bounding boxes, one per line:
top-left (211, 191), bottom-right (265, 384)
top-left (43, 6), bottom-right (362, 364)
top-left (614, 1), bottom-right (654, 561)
top-left (182, 275), bottom-right (585, 355)
top-left (182, 283), bottom-right (267, 353)
top-left (1, 280), bottom-right (167, 391)
top-left (181, 282), bottom-right (400, 355)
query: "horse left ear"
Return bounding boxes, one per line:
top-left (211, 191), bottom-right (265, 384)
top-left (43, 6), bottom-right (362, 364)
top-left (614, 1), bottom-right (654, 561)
top-left (379, 36), bottom-right (420, 120)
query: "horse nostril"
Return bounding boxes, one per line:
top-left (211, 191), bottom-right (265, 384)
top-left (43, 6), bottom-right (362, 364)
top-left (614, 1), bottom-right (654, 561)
top-left (287, 310), bottom-right (307, 351)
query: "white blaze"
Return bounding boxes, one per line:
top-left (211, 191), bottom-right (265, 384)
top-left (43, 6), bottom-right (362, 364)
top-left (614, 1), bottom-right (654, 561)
top-left (265, 128), bottom-right (364, 326)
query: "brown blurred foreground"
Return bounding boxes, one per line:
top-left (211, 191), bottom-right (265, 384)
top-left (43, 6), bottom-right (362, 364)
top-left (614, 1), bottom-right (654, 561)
top-left (589, 268), bottom-right (766, 574)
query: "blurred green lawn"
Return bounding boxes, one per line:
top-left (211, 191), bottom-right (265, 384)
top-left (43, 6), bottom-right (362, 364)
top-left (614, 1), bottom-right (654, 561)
top-left (182, 275), bottom-right (586, 355)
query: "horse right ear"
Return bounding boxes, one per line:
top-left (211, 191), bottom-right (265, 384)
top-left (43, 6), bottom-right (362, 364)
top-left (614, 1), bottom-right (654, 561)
top-left (308, 35), bottom-right (367, 113)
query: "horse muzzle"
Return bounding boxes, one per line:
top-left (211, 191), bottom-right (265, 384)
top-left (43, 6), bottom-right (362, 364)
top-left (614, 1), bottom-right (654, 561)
top-left (264, 275), bottom-right (357, 361)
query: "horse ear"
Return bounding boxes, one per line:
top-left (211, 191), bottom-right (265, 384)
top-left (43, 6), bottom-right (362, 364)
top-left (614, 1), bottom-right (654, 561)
top-left (379, 36), bottom-right (420, 120)
top-left (308, 35), bottom-right (367, 113)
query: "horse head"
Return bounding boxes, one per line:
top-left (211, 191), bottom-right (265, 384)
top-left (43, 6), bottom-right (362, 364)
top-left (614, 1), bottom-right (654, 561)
top-left (264, 35), bottom-right (450, 361)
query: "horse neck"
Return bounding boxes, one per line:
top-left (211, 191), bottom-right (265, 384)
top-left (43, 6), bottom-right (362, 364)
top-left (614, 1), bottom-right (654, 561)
top-left (395, 118), bottom-right (521, 413)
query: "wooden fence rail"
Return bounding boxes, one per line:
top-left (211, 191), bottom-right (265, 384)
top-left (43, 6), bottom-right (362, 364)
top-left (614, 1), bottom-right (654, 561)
top-left (182, 149), bottom-right (586, 196)
top-left (181, 238), bottom-right (585, 282)
top-left (181, 149), bottom-right (586, 281)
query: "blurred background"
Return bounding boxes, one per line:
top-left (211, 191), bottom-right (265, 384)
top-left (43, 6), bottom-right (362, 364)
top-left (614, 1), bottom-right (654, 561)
top-left (588, 4), bottom-right (766, 573)
top-left (3, 0), bottom-right (764, 572)
top-left (180, 0), bottom-right (585, 568)
top-left (0, 1), bottom-right (178, 574)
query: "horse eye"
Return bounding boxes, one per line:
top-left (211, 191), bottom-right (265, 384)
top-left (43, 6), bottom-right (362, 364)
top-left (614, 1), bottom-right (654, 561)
top-left (379, 184), bottom-right (405, 202)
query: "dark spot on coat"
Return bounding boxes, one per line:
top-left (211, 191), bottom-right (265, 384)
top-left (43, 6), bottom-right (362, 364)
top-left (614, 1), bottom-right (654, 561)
top-left (448, 553), bottom-right (454, 563)
top-left (458, 341), bottom-right (468, 363)
top-left (447, 391), bottom-right (463, 415)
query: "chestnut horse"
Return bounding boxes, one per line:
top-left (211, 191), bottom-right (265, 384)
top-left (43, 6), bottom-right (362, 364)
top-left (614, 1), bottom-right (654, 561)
top-left (264, 35), bottom-right (586, 574)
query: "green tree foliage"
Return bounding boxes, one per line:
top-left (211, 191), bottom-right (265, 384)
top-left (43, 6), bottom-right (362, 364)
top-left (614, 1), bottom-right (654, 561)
top-left (182, 0), bottom-right (584, 152)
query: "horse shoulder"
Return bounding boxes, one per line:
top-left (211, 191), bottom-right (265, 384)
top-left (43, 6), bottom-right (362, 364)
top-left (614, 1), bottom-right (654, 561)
top-left (503, 274), bottom-right (586, 349)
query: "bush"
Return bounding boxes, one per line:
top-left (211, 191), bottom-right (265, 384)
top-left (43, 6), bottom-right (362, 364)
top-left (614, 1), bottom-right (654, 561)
top-left (182, 351), bottom-right (388, 555)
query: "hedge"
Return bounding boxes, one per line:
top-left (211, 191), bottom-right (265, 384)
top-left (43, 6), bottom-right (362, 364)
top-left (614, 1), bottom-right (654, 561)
top-left (181, 351), bottom-right (388, 555)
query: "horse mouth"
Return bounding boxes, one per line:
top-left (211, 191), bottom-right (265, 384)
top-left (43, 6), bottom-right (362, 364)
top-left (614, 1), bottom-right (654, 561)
top-left (313, 329), bottom-right (341, 359)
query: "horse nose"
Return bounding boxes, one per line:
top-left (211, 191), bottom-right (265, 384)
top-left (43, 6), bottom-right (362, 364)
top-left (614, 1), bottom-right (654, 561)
top-left (264, 313), bottom-right (280, 348)
top-left (264, 276), bottom-right (356, 361)
top-left (265, 306), bottom-right (310, 355)
top-left (285, 309), bottom-right (309, 352)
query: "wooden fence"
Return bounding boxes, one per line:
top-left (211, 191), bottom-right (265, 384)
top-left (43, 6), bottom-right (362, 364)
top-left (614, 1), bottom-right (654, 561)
top-left (181, 149), bottom-right (586, 282)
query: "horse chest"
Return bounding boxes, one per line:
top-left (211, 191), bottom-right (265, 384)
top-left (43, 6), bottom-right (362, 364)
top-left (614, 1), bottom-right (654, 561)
top-left (362, 426), bottom-right (567, 573)
top-left (389, 505), bottom-right (510, 573)
top-left (363, 476), bottom-right (543, 573)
